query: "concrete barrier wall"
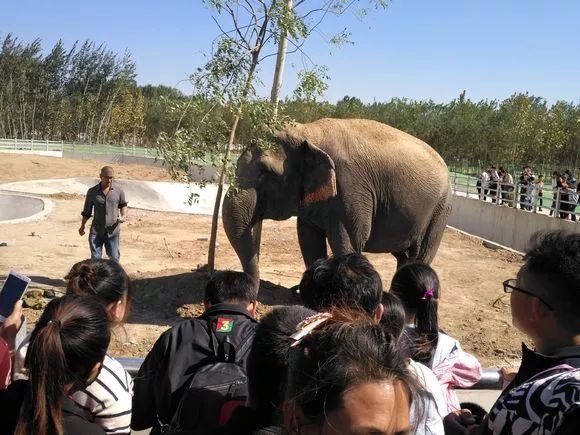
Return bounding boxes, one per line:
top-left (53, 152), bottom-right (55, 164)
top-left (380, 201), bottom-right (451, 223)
top-left (62, 151), bottom-right (219, 182)
top-left (449, 196), bottom-right (580, 252)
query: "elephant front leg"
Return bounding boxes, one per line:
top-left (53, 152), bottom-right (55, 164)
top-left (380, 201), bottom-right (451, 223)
top-left (297, 217), bottom-right (328, 268)
top-left (326, 221), bottom-right (357, 258)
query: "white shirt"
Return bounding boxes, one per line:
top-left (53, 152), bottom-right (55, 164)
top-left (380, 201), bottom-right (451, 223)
top-left (408, 360), bottom-right (446, 435)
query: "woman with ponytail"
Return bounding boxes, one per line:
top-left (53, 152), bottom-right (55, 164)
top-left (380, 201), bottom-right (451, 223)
top-left (14, 259), bottom-right (133, 435)
top-left (1, 294), bottom-right (109, 435)
top-left (390, 262), bottom-right (482, 413)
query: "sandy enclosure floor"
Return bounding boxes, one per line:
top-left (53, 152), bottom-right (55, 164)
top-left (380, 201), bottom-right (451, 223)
top-left (0, 154), bottom-right (528, 367)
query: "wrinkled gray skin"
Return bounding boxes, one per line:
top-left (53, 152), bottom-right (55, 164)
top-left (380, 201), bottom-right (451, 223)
top-left (222, 118), bottom-right (452, 285)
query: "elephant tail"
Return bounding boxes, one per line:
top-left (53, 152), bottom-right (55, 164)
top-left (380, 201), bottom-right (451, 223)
top-left (417, 185), bottom-right (452, 264)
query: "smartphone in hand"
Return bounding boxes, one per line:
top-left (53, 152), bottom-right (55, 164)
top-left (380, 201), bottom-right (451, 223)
top-left (0, 271), bottom-right (31, 321)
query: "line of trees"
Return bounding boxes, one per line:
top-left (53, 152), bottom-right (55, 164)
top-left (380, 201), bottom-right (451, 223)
top-left (1, 33), bottom-right (579, 172)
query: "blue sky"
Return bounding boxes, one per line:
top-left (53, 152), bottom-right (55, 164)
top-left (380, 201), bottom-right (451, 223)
top-left (1, 0), bottom-right (578, 103)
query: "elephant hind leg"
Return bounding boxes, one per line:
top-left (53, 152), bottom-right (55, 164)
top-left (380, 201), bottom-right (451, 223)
top-left (416, 189), bottom-right (452, 264)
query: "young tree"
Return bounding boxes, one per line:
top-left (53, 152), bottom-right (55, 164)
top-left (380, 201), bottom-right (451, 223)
top-left (158, 0), bottom-right (390, 275)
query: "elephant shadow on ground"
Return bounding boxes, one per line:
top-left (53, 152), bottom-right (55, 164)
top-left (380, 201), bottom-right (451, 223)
top-left (129, 270), bottom-right (301, 327)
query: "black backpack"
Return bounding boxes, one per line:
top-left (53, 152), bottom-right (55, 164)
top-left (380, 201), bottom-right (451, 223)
top-left (165, 319), bottom-right (254, 435)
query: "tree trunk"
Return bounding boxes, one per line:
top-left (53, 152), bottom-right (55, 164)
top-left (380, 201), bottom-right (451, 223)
top-left (270, 0), bottom-right (292, 118)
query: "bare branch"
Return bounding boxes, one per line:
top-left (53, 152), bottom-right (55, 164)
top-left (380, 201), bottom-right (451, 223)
top-left (225, 3), bottom-right (251, 45)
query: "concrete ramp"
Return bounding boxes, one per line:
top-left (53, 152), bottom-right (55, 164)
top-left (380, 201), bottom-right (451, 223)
top-left (0, 193), bottom-right (53, 224)
top-left (0, 178), bottom-right (224, 216)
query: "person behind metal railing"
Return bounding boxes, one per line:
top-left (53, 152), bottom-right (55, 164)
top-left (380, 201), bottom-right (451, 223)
top-left (566, 178), bottom-right (578, 222)
top-left (550, 171), bottom-right (562, 216)
top-left (498, 167), bottom-right (514, 206)
top-left (518, 166), bottom-right (535, 211)
top-left (559, 176), bottom-right (571, 220)
top-left (444, 231), bottom-right (580, 434)
top-left (488, 165), bottom-right (500, 203)
top-left (477, 168), bottom-right (490, 201)
top-left (535, 175), bottom-right (545, 212)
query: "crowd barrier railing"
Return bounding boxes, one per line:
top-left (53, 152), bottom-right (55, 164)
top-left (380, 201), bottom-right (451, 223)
top-left (449, 173), bottom-right (580, 220)
top-left (115, 357), bottom-right (502, 390)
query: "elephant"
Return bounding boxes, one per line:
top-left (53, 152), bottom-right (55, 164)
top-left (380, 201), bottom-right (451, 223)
top-left (222, 118), bottom-right (452, 285)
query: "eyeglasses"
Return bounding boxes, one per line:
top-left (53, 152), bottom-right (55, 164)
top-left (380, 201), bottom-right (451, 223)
top-left (503, 279), bottom-right (553, 310)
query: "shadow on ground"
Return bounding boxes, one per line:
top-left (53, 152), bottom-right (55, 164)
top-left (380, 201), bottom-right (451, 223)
top-left (129, 269), bottom-right (300, 327)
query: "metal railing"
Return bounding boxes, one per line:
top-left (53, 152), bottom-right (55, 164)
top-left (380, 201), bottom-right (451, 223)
top-left (115, 356), bottom-right (502, 390)
top-left (449, 173), bottom-right (580, 221)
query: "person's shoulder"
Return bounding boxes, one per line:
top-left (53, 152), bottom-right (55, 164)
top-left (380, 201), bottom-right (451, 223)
top-left (100, 355), bottom-right (133, 391)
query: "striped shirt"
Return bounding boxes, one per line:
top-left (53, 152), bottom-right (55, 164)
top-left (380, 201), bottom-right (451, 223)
top-left (72, 355), bottom-right (134, 435)
top-left (14, 337), bottom-right (133, 435)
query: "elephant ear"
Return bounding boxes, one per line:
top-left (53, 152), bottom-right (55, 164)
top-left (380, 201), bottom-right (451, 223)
top-left (300, 140), bottom-right (337, 205)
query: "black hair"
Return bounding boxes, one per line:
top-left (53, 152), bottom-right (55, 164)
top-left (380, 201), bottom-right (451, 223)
top-left (65, 259), bottom-right (132, 323)
top-left (16, 295), bottom-right (110, 435)
top-left (285, 309), bottom-right (419, 429)
top-left (525, 231), bottom-right (580, 331)
top-left (299, 253), bottom-right (383, 315)
top-left (246, 305), bottom-right (316, 424)
top-left (381, 292), bottom-right (411, 359)
top-left (380, 291), bottom-right (406, 340)
top-left (204, 270), bottom-right (257, 305)
top-left (390, 262), bottom-right (440, 365)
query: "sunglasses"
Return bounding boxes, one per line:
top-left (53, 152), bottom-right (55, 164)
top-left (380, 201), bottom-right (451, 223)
top-left (503, 279), bottom-right (553, 310)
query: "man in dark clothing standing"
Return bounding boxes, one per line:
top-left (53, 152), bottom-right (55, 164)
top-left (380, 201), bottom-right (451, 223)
top-left (131, 271), bottom-right (259, 435)
top-left (79, 166), bottom-right (128, 261)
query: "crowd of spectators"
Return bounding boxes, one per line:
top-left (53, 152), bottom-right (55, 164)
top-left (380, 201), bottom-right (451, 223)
top-left (1, 230), bottom-right (580, 434)
top-left (476, 165), bottom-right (579, 220)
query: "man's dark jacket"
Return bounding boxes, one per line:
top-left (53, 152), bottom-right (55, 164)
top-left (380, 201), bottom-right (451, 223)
top-left (131, 303), bottom-right (258, 434)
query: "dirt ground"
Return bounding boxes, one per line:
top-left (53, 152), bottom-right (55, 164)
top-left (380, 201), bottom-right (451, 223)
top-left (0, 154), bottom-right (528, 367)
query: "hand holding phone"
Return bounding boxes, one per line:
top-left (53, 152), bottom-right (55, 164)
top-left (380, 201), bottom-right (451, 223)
top-left (0, 271), bottom-right (31, 322)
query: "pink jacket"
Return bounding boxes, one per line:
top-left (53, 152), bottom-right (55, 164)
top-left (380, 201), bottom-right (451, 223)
top-left (430, 334), bottom-right (483, 413)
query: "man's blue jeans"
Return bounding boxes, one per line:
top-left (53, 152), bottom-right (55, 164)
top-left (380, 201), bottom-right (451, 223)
top-left (89, 229), bottom-right (120, 261)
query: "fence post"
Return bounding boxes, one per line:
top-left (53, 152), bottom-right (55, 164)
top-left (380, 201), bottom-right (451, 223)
top-left (466, 175), bottom-right (470, 197)
top-left (61, 140), bottom-right (64, 153)
top-left (13, 137), bottom-right (16, 150)
top-left (554, 189), bottom-right (560, 218)
top-left (31, 138), bottom-right (34, 151)
top-left (46, 138), bottom-right (49, 152)
top-left (496, 181), bottom-right (501, 206)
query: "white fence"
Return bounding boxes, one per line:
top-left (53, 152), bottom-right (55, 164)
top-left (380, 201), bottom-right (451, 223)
top-left (0, 138), bottom-right (64, 153)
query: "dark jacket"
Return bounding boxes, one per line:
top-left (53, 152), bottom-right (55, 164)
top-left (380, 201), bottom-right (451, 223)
top-left (217, 406), bottom-right (283, 435)
top-left (131, 303), bottom-right (258, 434)
top-left (0, 380), bottom-right (104, 435)
top-left (480, 344), bottom-right (580, 434)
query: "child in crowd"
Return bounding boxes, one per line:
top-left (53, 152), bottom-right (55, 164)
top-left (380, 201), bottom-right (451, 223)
top-left (14, 259), bottom-right (133, 435)
top-left (0, 295), bottom-right (110, 435)
top-left (381, 291), bottom-right (446, 435)
top-left (390, 261), bottom-right (482, 413)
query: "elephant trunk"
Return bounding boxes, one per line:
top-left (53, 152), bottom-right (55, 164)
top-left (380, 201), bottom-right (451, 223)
top-left (222, 187), bottom-right (261, 286)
